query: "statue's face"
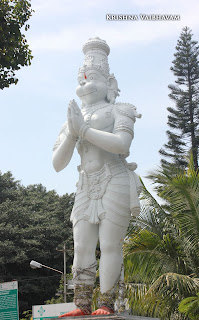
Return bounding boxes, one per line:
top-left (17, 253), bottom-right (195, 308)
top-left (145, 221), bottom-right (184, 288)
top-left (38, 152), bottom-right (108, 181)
top-left (76, 70), bottom-right (108, 105)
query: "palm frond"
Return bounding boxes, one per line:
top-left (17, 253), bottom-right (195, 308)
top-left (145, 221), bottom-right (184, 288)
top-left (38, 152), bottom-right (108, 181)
top-left (124, 229), bottom-right (180, 283)
top-left (147, 160), bottom-right (199, 258)
top-left (127, 178), bottom-right (169, 239)
top-left (126, 283), bottom-right (149, 316)
top-left (179, 292), bottom-right (199, 319)
top-left (144, 273), bottom-right (199, 318)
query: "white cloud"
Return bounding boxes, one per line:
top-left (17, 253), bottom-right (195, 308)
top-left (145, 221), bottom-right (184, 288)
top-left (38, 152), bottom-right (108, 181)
top-left (29, 17), bottom-right (199, 54)
top-left (32, 0), bottom-right (115, 16)
top-left (32, 0), bottom-right (199, 18)
top-left (29, 0), bottom-right (199, 53)
top-left (128, 0), bottom-right (197, 10)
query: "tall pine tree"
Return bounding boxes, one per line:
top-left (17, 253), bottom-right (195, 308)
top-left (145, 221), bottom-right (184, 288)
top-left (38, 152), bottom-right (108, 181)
top-left (160, 27), bottom-right (199, 171)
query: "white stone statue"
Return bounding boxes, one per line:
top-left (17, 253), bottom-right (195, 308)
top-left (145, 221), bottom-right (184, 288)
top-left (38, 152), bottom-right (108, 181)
top-left (53, 37), bottom-right (142, 317)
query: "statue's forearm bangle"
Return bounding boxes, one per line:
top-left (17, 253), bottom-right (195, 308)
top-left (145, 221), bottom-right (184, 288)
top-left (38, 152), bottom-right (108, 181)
top-left (66, 132), bottom-right (79, 142)
top-left (79, 124), bottom-right (89, 139)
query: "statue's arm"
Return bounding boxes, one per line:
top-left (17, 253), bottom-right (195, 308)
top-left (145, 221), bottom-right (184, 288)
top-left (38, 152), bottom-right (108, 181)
top-left (84, 103), bottom-right (139, 154)
top-left (84, 128), bottom-right (132, 155)
top-left (52, 122), bottom-right (77, 172)
top-left (70, 101), bottom-right (141, 155)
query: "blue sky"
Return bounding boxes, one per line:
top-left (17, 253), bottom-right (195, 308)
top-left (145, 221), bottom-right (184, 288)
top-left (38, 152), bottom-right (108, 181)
top-left (1, 0), bottom-right (199, 195)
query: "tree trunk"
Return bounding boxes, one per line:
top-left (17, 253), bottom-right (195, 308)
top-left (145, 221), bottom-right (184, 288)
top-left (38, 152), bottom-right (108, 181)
top-left (188, 67), bottom-right (198, 171)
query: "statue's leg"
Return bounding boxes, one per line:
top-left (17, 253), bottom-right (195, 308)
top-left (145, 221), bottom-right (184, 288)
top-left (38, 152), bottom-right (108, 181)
top-left (92, 219), bottom-right (128, 315)
top-left (73, 219), bottom-right (98, 274)
top-left (59, 219), bottom-right (98, 318)
top-left (99, 219), bottom-right (127, 292)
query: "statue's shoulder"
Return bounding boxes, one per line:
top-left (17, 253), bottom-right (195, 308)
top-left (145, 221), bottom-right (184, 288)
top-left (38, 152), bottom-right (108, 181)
top-left (113, 102), bottom-right (142, 122)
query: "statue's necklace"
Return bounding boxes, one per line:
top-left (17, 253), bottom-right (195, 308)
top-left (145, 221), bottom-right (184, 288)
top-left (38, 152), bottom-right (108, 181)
top-left (82, 103), bottom-right (111, 127)
top-left (79, 103), bottom-right (112, 153)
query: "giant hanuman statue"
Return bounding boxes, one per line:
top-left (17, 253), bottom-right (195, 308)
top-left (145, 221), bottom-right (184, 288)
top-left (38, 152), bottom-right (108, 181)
top-left (53, 37), bottom-right (142, 317)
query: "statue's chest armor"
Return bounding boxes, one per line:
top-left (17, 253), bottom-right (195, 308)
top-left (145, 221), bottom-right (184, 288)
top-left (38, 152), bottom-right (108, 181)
top-left (84, 106), bottom-right (114, 132)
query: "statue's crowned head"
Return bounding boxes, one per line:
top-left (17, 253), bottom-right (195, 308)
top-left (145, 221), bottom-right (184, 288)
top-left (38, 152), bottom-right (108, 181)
top-left (78, 37), bottom-right (120, 104)
top-left (79, 37), bottom-right (110, 79)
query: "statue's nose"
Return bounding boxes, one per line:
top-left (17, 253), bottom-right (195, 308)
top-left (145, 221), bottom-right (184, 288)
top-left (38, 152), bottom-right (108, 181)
top-left (80, 80), bottom-right (86, 86)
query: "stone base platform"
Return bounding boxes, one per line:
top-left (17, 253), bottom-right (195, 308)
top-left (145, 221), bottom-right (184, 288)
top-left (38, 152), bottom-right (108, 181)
top-left (52, 314), bottom-right (159, 320)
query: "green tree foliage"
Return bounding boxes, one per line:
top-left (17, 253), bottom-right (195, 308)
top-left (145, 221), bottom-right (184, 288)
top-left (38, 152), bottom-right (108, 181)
top-left (0, 171), bottom-right (74, 316)
top-left (20, 310), bottom-right (32, 320)
top-left (124, 159), bottom-right (199, 319)
top-left (0, 0), bottom-right (33, 89)
top-left (45, 275), bottom-right (74, 305)
top-left (160, 27), bottom-right (199, 171)
top-left (179, 293), bottom-right (199, 320)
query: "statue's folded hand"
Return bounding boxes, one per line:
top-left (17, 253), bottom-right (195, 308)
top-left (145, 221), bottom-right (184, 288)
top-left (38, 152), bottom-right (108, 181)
top-left (69, 99), bottom-right (85, 135)
top-left (67, 102), bottom-right (79, 139)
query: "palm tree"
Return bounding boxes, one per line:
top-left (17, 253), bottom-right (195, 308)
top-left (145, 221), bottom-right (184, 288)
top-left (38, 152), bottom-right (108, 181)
top-left (124, 159), bottom-right (199, 319)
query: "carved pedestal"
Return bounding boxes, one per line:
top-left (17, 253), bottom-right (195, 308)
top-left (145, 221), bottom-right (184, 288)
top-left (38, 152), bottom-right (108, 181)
top-left (52, 315), bottom-right (160, 320)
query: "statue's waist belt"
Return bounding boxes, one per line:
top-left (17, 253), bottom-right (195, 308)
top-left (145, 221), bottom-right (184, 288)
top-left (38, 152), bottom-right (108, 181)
top-left (78, 160), bottom-right (127, 200)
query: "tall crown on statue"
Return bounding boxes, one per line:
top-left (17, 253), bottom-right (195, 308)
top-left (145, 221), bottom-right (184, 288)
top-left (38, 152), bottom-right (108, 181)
top-left (78, 37), bottom-right (111, 78)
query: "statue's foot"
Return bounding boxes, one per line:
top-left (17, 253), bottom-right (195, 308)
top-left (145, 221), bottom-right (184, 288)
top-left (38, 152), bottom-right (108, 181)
top-left (58, 308), bottom-right (91, 317)
top-left (92, 306), bottom-right (114, 315)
